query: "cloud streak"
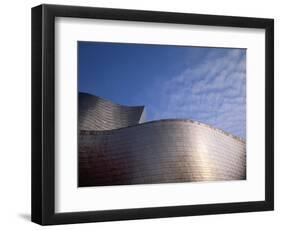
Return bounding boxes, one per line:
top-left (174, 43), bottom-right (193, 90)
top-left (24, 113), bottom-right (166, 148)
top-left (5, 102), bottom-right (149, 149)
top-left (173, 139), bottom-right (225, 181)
top-left (149, 49), bottom-right (246, 139)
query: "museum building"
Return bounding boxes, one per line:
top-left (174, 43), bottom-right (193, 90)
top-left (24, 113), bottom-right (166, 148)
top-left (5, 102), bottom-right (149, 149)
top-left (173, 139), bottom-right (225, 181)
top-left (79, 92), bottom-right (246, 187)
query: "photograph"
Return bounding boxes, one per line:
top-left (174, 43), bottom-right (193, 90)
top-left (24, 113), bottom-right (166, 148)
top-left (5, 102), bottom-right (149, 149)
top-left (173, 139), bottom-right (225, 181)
top-left (78, 41), bottom-right (246, 187)
top-left (31, 4), bottom-right (274, 225)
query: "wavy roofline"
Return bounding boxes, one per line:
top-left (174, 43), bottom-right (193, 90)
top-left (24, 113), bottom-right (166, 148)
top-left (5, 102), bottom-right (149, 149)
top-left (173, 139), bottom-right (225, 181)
top-left (79, 92), bottom-right (145, 110)
top-left (80, 118), bottom-right (246, 143)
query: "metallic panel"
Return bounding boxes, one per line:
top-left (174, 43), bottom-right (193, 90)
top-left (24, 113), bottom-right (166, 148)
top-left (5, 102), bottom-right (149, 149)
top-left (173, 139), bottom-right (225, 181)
top-left (79, 92), bottom-right (145, 130)
top-left (78, 93), bottom-right (246, 187)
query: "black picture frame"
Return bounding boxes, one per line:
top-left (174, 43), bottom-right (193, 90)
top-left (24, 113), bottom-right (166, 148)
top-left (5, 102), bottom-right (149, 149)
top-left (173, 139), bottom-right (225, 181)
top-left (31, 4), bottom-right (274, 225)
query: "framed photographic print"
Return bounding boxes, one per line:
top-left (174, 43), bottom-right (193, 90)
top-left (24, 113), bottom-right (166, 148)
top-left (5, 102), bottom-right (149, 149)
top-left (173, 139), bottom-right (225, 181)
top-left (31, 4), bottom-right (274, 225)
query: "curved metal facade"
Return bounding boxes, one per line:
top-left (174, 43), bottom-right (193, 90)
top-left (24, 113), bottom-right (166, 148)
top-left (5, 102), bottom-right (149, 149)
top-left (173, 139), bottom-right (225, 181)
top-left (79, 92), bottom-right (145, 131)
top-left (79, 93), bottom-right (246, 187)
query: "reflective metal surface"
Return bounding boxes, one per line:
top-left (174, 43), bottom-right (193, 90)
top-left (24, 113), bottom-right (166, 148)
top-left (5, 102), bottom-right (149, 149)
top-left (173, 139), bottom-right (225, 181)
top-left (79, 92), bottom-right (145, 130)
top-left (79, 93), bottom-right (246, 187)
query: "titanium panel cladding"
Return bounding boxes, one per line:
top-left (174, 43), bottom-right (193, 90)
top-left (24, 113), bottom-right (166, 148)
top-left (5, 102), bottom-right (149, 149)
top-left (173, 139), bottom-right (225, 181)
top-left (78, 93), bottom-right (246, 187)
top-left (79, 92), bottom-right (145, 131)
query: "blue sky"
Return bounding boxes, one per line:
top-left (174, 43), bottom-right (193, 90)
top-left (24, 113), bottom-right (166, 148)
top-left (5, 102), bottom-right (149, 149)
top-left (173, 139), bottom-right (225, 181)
top-left (78, 42), bottom-right (246, 139)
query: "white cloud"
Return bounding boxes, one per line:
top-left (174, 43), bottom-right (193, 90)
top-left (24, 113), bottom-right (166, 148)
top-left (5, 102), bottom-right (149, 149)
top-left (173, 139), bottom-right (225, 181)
top-left (153, 49), bottom-right (246, 138)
